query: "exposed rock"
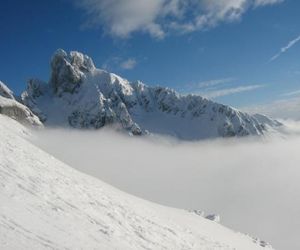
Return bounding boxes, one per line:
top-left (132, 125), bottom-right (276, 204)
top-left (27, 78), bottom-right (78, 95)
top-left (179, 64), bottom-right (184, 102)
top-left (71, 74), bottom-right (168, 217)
top-left (0, 95), bottom-right (42, 127)
top-left (0, 80), bottom-right (15, 99)
top-left (50, 49), bottom-right (92, 95)
top-left (205, 214), bottom-right (221, 223)
top-left (190, 210), bottom-right (205, 217)
top-left (190, 210), bottom-right (220, 223)
top-left (21, 49), bottom-right (281, 139)
top-left (21, 79), bottom-right (47, 122)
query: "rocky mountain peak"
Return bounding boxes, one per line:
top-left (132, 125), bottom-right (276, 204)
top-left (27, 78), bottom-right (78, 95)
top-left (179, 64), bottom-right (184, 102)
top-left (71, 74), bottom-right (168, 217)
top-left (20, 49), bottom-right (281, 139)
top-left (50, 49), bottom-right (95, 96)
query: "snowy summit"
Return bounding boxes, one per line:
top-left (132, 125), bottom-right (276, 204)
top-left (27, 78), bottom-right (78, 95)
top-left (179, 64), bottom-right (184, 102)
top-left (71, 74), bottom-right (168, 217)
top-left (20, 49), bottom-right (281, 140)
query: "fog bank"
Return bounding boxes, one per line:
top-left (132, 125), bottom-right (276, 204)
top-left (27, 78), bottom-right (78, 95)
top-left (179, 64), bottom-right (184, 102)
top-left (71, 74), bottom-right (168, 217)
top-left (31, 125), bottom-right (300, 250)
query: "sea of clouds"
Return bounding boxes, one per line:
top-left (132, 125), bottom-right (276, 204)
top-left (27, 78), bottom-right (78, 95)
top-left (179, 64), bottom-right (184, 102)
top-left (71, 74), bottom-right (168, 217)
top-left (31, 121), bottom-right (300, 250)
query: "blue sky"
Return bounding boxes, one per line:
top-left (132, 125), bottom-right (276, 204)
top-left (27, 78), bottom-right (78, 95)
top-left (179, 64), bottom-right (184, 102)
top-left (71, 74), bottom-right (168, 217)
top-left (0, 0), bottom-right (300, 117)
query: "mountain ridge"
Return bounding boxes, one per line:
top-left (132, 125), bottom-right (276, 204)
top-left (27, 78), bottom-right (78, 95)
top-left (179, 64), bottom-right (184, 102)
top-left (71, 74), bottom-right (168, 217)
top-left (7, 49), bottom-right (282, 139)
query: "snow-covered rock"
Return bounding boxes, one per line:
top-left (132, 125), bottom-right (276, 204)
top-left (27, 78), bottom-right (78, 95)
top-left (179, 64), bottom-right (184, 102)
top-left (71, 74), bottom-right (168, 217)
top-left (0, 82), bottom-right (42, 127)
top-left (0, 114), bottom-right (274, 249)
top-left (206, 214), bottom-right (221, 223)
top-left (21, 49), bottom-right (281, 139)
top-left (0, 81), bottom-right (15, 100)
top-left (190, 210), bottom-right (221, 223)
top-left (253, 114), bottom-right (282, 128)
top-left (0, 96), bottom-right (42, 127)
top-left (50, 49), bottom-right (95, 96)
top-left (191, 209), bottom-right (205, 217)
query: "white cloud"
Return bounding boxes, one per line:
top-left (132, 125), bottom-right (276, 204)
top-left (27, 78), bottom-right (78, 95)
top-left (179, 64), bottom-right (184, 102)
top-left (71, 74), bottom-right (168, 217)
top-left (270, 35), bottom-right (300, 61)
top-left (120, 58), bottom-right (137, 70)
top-left (75, 0), bottom-right (166, 38)
top-left (282, 89), bottom-right (300, 97)
top-left (243, 96), bottom-right (300, 120)
top-left (73, 0), bottom-right (284, 38)
top-left (180, 78), bottom-right (264, 99)
top-left (195, 77), bottom-right (235, 89)
top-left (179, 77), bottom-right (235, 94)
top-left (200, 84), bottom-right (264, 98)
top-left (254, 0), bottom-right (283, 7)
top-left (102, 57), bottom-right (137, 70)
top-left (101, 56), bottom-right (121, 70)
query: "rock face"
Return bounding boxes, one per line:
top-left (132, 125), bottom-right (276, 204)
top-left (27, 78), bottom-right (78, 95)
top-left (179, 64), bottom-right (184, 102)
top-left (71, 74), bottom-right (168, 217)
top-left (0, 81), bottom-right (42, 127)
top-left (21, 49), bottom-right (281, 139)
top-left (50, 49), bottom-right (95, 95)
top-left (0, 81), bottom-right (15, 100)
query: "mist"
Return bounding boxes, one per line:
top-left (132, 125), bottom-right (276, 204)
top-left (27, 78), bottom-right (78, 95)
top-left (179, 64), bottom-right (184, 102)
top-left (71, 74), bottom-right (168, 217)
top-left (31, 125), bottom-right (300, 250)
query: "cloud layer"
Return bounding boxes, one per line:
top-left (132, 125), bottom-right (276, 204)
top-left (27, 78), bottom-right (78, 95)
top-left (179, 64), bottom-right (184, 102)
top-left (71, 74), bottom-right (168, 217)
top-left (32, 126), bottom-right (300, 250)
top-left (245, 95), bottom-right (300, 120)
top-left (73, 0), bottom-right (283, 38)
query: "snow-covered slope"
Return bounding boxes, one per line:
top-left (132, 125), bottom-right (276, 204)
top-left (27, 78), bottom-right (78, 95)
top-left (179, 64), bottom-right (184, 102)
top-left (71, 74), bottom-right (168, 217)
top-left (0, 114), bottom-right (273, 250)
top-left (21, 49), bottom-right (281, 139)
top-left (0, 81), bottom-right (42, 127)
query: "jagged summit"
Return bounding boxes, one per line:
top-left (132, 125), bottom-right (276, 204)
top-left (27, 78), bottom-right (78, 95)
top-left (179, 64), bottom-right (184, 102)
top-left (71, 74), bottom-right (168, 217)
top-left (21, 49), bottom-right (281, 139)
top-left (50, 49), bottom-right (96, 95)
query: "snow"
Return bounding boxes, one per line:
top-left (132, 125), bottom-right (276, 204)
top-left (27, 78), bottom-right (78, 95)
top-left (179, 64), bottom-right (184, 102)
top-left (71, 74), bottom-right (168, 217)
top-left (0, 114), bottom-right (273, 249)
top-left (0, 95), bottom-right (42, 127)
top-left (0, 81), bottom-right (15, 100)
top-left (21, 49), bottom-right (281, 139)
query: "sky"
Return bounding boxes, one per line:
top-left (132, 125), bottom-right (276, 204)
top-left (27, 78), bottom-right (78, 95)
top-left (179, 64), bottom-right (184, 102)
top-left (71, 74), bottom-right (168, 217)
top-left (0, 0), bottom-right (300, 118)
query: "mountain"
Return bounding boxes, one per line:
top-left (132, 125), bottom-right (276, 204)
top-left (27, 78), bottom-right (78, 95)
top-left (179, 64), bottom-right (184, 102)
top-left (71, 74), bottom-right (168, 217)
top-left (0, 81), bottom-right (42, 127)
top-left (0, 113), bottom-right (273, 249)
top-left (0, 81), bottom-right (15, 100)
top-left (20, 49), bottom-right (280, 139)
